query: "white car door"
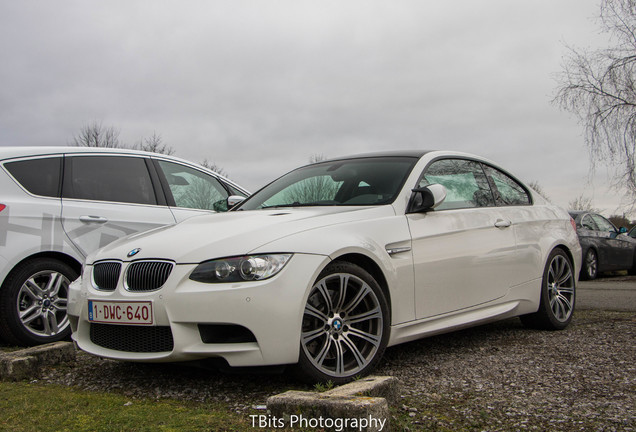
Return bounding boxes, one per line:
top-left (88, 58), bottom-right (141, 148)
top-left (406, 158), bottom-right (519, 319)
top-left (61, 154), bottom-right (176, 257)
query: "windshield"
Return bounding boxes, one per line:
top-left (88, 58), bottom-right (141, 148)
top-left (237, 156), bottom-right (418, 210)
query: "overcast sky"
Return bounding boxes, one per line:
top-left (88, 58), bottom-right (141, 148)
top-left (1, 1), bottom-right (629, 215)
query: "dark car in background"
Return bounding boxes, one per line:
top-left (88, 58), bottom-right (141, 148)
top-left (569, 211), bottom-right (636, 279)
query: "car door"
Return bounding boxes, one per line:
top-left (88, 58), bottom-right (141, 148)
top-left (591, 214), bottom-right (634, 269)
top-left (153, 159), bottom-right (235, 223)
top-left (61, 154), bottom-right (176, 257)
top-left (406, 158), bottom-right (519, 319)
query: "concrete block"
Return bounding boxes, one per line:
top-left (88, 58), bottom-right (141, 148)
top-left (266, 376), bottom-right (400, 432)
top-left (324, 376), bottom-right (401, 405)
top-left (0, 342), bottom-right (76, 381)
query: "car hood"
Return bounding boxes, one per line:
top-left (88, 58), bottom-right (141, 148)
top-left (88, 206), bottom-right (396, 264)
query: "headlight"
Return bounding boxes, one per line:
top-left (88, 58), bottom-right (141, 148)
top-left (189, 254), bottom-right (293, 283)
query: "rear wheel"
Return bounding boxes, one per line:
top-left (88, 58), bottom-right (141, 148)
top-left (0, 258), bottom-right (78, 346)
top-left (521, 248), bottom-right (575, 330)
top-left (294, 262), bottom-right (390, 384)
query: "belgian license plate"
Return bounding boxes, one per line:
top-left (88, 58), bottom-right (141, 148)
top-left (88, 300), bottom-right (153, 325)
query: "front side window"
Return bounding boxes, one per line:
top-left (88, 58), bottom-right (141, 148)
top-left (238, 157), bottom-right (418, 210)
top-left (4, 157), bottom-right (62, 197)
top-left (591, 214), bottom-right (616, 233)
top-left (419, 159), bottom-right (494, 210)
top-left (482, 165), bottom-right (530, 206)
top-left (63, 156), bottom-right (156, 205)
top-left (157, 160), bottom-right (229, 211)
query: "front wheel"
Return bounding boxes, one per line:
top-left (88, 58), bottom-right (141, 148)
top-left (0, 258), bottom-right (78, 346)
top-left (521, 248), bottom-right (575, 330)
top-left (294, 262), bottom-right (390, 384)
top-left (581, 249), bottom-right (598, 280)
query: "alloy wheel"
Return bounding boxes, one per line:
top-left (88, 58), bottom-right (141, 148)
top-left (585, 250), bottom-right (597, 279)
top-left (546, 254), bottom-right (575, 322)
top-left (301, 272), bottom-right (384, 378)
top-left (17, 270), bottom-right (70, 337)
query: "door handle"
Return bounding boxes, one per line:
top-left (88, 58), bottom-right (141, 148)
top-left (494, 219), bottom-right (512, 228)
top-left (79, 215), bottom-right (108, 224)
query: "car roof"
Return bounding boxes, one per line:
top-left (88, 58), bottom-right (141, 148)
top-left (319, 150), bottom-right (432, 163)
top-left (568, 210), bottom-right (591, 217)
top-left (0, 146), bottom-right (155, 160)
top-left (0, 146), bottom-right (249, 194)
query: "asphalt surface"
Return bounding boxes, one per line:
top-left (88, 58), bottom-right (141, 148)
top-left (577, 274), bottom-right (636, 312)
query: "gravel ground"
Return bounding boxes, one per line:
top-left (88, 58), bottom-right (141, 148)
top-left (31, 308), bottom-right (635, 431)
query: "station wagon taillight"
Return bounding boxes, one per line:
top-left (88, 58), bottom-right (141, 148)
top-left (0, 204), bottom-right (5, 212)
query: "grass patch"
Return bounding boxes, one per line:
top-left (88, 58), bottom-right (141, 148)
top-left (0, 381), bottom-right (251, 432)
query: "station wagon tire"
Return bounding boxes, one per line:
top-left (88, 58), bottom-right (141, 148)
top-left (581, 249), bottom-right (598, 280)
top-left (294, 261), bottom-right (390, 384)
top-left (520, 249), bottom-right (575, 330)
top-left (0, 258), bottom-right (78, 346)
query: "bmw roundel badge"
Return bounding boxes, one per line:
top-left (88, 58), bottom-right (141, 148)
top-left (127, 248), bottom-right (141, 258)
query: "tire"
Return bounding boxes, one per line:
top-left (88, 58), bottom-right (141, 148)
top-left (581, 248), bottom-right (598, 280)
top-left (520, 248), bottom-right (575, 330)
top-left (0, 258), bottom-right (78, 346)
top-left (629, 248), bottom-right (636, 275)
top-left (294, 261), bottom-right (390, 384)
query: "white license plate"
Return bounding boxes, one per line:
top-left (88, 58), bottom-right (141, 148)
top-left (88, 300), bottom-right (153, 325)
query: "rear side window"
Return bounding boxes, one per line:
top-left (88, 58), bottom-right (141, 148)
top-left (581, 214), bottom-right (598, 231)
top-left (63, 156), bottom-right (156, 205)
top-left (4, 157), bottom-right (62, 197)
top-left (482, 165), bottom-right (530, 206)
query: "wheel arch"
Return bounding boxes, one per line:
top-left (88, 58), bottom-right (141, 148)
top-left (1, 251), bottom-right (82, 289)
top-left (554, 244), bottom-right (577, 272)
top-left (330, 252), bottom-right (392, 316)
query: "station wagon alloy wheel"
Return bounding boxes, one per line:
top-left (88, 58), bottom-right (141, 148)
top-left (0, 258), bottom-right (77, 345)
top-left (298, 262), bottom-right (389, 383)
top-left (17, 270), bottom-right (71, 338)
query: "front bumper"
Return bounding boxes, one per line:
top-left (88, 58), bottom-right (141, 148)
top-left (68, 253), bottom-right (329, 367)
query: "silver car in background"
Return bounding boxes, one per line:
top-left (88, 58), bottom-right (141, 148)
top-left (0, 146), bottom-right (248, 346)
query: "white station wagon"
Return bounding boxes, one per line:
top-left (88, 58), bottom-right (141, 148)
top-left (69, 151), bottom-right (581, 383)
top-left (0, 147), bottom-right (248, 346)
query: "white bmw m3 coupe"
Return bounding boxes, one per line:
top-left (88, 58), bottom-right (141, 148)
top-left (68, 151), bottom-right (581, 383)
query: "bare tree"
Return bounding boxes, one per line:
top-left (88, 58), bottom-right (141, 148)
top-left (527, 180), bottom-right (550, 201)
top-left (201, 159), bottom-right (229, 178)
top-left (553, 0), bottom-right (636, 207)
top-left (608, 213), bottom-right (633, 228)
top-left (73, 122), bottom-right (122, 148)
top-left (569, 194), bottom-right (599, 212)
top-left (282, 153), bottom-right (338, 203)
top-left (134, 132), bottom-right (175, 155)
top-left (309, 153), bottom-right (326, 163)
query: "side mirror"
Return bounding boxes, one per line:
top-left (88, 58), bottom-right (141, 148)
top-left (227, 195), bottom-right (246, 208)
top-left (407, 184), bottom-right (447, 213)
top-left (619, 227), bottom-right (628, 234)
